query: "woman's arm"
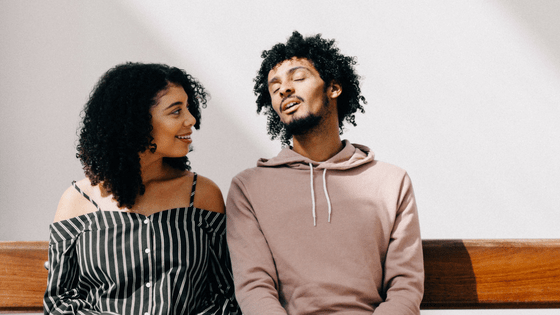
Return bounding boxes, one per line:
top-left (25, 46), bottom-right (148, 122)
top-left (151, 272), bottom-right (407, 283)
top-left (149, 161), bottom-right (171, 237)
top-left (44, 187), bottom-right (107, 315)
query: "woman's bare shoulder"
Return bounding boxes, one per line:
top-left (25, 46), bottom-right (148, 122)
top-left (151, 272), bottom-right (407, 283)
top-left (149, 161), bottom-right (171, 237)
top-left (193, 174), bottom-right (225, 214)
top-left (53, 178), bottom-right (98, 223)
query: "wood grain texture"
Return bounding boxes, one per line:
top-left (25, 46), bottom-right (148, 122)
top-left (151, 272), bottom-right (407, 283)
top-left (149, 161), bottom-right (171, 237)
top-left (422, 239), bottom-right (560, 309)
top-left (2, 240), bottom-right (559, 312)
top-left (0, 241), bottom-right (48, 313)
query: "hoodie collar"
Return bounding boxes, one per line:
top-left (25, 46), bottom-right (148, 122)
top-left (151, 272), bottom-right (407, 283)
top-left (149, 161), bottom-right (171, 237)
top-left (257, 140), bottom-right (374, 170)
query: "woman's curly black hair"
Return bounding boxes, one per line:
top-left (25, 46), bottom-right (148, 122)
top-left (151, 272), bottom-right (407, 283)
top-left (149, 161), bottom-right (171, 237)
top-left (254, 31), bottom-right (367, 146)
top-left (76, 62), bottom-right (208, 209)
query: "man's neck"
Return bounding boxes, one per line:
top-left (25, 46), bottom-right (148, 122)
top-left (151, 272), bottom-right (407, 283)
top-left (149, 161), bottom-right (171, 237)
top-left (289, 96), bottom-right (344, 162)
top-left (292, 127), bottom-right (343, 162)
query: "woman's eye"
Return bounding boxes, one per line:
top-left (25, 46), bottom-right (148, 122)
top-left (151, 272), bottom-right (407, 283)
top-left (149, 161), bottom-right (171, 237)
top-left (172, 109), bottom-right (181, 115)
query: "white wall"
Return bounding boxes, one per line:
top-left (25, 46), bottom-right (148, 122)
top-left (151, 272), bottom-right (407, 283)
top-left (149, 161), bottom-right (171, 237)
top-left (1, 1), bottom-right (559, 314)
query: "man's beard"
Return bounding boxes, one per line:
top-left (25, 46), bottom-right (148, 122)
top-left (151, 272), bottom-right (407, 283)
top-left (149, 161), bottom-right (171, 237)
top-left (283, 94), bottom-right (329, 136)
top-left (284, 113), bottom-right (322, 136)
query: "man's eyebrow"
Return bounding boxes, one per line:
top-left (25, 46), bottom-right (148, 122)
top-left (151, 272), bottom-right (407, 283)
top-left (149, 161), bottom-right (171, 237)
top-left (268, 66), bottom-right (308, 85)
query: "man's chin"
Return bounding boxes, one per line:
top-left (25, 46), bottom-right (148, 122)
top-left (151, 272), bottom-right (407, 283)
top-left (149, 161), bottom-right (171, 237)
top-left (284, 114), bottom-right (322, 136)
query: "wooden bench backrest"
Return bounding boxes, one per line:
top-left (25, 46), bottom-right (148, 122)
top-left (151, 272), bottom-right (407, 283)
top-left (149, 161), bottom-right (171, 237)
top-left (1, 240), bottom-right (559, 312)
top-left (422, 239), bottom-right (560, 309)
top-left (0, 241), bottom-right (48, 313)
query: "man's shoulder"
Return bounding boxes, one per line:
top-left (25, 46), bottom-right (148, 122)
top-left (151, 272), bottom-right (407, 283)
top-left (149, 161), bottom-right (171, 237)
top-left (357, 159), bottom-right (410, 183)
top-left (371, 159), bottom-right (407, 173)
top-left (231, 164), bottom-right (275, 184)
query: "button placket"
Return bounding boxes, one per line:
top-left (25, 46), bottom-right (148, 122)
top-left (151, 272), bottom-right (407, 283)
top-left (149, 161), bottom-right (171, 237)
top-left (144, 219), bottom-right (151, 255)
top-left (142, 216), bottom-right (154, 315)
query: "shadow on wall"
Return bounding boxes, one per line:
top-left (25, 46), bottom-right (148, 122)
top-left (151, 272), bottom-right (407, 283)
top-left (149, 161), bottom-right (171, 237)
top-left (0, 1), bottom-right (267, 241)
top-left (499, 0), bottom-right (560, 74)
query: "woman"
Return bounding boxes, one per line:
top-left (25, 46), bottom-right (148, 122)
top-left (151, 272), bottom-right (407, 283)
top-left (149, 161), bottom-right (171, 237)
top-left (44, 63), bottom-right (240, 314)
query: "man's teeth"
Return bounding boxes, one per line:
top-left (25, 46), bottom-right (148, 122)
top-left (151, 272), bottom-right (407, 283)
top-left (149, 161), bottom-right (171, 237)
top-left (286, 102), bottom-right (298, 109)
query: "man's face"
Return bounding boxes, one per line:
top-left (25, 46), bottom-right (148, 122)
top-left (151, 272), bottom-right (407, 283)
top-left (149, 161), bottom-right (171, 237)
top-left (267, 58), bottom-right (330, 135)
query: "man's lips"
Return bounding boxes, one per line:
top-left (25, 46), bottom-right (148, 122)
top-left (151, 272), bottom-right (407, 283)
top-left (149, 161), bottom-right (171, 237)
top-left (281, 96), bottom-right (304, 113)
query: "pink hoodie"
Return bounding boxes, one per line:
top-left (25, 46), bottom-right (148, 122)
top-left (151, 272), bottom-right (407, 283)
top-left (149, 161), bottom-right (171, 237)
top-left (226, 141), bottom-right (424, 314)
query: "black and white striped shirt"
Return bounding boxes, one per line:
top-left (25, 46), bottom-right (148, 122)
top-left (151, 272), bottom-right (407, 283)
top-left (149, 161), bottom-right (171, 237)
top-left (44, 174), bottom-right (241, 315)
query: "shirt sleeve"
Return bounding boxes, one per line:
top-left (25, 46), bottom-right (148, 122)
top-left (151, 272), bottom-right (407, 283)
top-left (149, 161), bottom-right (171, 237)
top-left (200, 214), bottom-right (242, 315)
top-left (226, 176), bottom-right (288, 315)
top-left (373, 173), bottom-right (424, 315)
top-left (43, 229), bottom-right (108, 315)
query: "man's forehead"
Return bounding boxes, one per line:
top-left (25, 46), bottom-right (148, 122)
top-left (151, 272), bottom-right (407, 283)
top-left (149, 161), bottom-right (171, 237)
top-left (268, 57), bottom-right (316, 80)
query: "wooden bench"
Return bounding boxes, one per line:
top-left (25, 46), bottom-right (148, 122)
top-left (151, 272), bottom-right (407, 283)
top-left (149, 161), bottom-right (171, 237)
top-left (1, 240), bottom-right (559, 313)
top-left (422, 239), bottom-right (560, 309)
top-left (0, 241), bottom-right (48, 313)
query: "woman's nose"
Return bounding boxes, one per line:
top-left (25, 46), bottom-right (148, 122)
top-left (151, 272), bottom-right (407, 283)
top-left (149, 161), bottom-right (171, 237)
top-left (184, 110), bottom-right (196, 127)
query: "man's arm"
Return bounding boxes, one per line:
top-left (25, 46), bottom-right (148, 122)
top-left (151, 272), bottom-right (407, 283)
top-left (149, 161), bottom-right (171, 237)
top-left (226, 176), bottom-right (288, 315)
top-left (373, 173), bottom-right (424, 315)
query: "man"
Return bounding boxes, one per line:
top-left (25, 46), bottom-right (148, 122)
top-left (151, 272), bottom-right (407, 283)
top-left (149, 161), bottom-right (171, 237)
top-left (226, 31), bottom-right (423, 314)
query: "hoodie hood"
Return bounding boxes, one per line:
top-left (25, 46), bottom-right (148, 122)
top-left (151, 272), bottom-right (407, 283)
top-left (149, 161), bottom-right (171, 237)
top-left (256, 140), bottom-right (375, 226)
top-left (257, 140), bottom-right (374, 170)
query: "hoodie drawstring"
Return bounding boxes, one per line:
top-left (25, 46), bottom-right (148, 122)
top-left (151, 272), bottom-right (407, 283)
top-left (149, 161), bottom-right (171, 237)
top-left (309, 163), bottom-right (317, 226)
top-left (309, 162), bottom-right (332, 226)
top-left (323, 168), bottom-right (332, 223)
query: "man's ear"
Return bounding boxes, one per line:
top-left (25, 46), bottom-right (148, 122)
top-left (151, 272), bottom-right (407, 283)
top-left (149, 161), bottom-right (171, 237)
top-left (328, 81), bottom-right (342, 99)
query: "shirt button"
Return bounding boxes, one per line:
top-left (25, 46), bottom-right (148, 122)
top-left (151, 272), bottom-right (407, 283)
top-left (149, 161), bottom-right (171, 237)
top-left (143, 219), bottom-right (149, 224)
top-left (145, 248), bottom-right (150, 254)
top-left (146, 282), bottom-right (151, 288)
top-left (144, 313), bottom-right (149, 315)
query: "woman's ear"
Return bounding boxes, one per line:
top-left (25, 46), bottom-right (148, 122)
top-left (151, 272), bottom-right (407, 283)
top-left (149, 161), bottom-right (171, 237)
top-left (328, 81), bottom-right (342, 99)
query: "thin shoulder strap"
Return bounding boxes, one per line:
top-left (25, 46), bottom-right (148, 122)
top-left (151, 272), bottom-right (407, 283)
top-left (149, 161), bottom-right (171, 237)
top-left (189, 173), bottom-right (198, 208)
top-left (72, 181), bottom-right (101, 211)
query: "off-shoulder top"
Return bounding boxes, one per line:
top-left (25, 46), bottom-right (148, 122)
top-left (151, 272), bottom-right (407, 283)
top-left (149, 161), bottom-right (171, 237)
top-left (44, 173), bottom-right (240, 315)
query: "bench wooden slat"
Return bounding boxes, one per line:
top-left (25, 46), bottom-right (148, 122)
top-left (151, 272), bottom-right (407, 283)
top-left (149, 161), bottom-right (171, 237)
top-left (0, 241), bottom-right (48, 313)
top-left (422, 239), bottom-right (560, 309)
top-left (1, 240), bottom-right (560, 312)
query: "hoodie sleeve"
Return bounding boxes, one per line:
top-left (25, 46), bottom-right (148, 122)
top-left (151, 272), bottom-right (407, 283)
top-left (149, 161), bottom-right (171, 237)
top-left (226, 175), bottom-right (288, 315)
top-left (373, 173), bottom-right (424, 315)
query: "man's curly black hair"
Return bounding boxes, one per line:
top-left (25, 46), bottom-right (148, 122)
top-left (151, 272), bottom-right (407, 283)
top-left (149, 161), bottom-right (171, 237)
top-left (76, 62), bottom-right (208, 209)
top-left (254, 31), bottom-right (366, 146)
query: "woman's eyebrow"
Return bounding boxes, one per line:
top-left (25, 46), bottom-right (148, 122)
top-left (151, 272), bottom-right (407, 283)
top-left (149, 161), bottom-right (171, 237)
top-left (164, 101), bottom-right (183, 110)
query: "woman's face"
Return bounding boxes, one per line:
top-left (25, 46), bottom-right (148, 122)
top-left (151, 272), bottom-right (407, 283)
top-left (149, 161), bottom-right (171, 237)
top-left (149, 83), bottom-right (196, 158)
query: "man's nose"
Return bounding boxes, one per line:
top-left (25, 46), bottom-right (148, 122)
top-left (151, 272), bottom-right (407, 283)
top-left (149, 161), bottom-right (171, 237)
top-left (279, 84), bottom-right (294, 98)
